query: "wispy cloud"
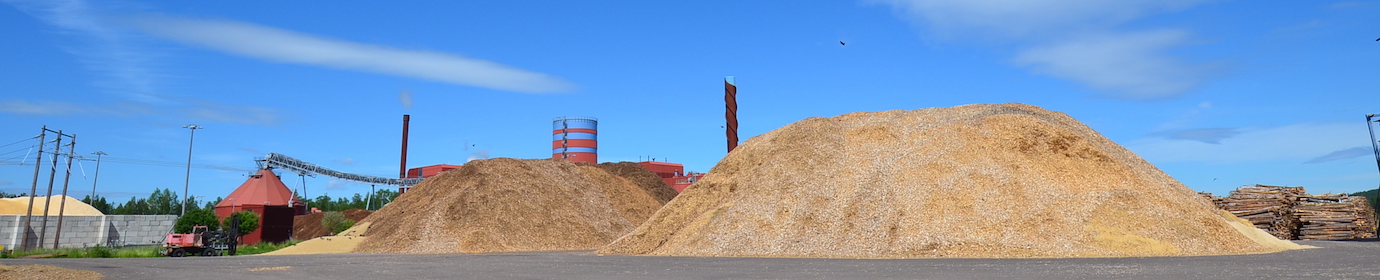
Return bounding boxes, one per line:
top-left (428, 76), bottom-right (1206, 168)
top-left (1305, 146), bottom-right (1372, 164)
top-left (1128, 123), bottom-right (1369, 163)
top-left (0, 180), bottom-right (12, 186)
top-left (1151, 127), bottom-right (1240, 144)
top-left (326, 179), bottom-right (352, 191)
top-left (333, 158), bottom-right (357, 165)
top-left (0, 98), bottom-right (285, 126)
top-left (123, 15), bottom-right (577, 93)
top-left (878, 0), bottom-right (1217, 99)
top-left (1014, 30), bottom-right (1215, 99)
top-left (3, 0), bottom-right (287, 125)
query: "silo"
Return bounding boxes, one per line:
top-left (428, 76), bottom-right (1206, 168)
top-left (552, 117), bottom-right (598, 164)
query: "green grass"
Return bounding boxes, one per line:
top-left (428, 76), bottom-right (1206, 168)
top-left (234, 240), bottom-right (301, 255)
top-left (0, 240), bottom-right (300, 258)
top-left (0, 246), bottom-right (161, 259)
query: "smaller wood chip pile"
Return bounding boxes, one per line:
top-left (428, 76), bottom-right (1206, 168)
top-left (352, 158), bottom-right (665, 254)
top-left (293, 209), bottom-right (373, 240)
top-left (0, 264), bottom-right (102, 280)
top-left (590, 162), bottom-right (679, 204)
top-left (1211, 185), bottom-right (1377, 240)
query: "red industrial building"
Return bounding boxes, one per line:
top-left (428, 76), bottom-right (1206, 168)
top-left (214, 169), bottom-right (303, 245)
top-left (405, 164), bottom-right (463, 178)
top-left (636, 161), bottom-right (703, 192)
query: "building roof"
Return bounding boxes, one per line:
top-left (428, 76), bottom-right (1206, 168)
top-left (216, 169), bottom-right (297, 208)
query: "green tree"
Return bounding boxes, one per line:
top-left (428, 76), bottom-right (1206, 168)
top-left (81, 195), bottom-right (114, 214)
top-left (174, 208), bottom-right (221, 233)
top-left (223, 211), bottom-right (260, 236)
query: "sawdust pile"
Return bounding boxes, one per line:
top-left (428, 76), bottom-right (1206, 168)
top-left (0, 195), bottom-right (104, 216)
top-left (0, 264), bottom-right (102, 280)
top-left (292, 209), bottom-right (373, 240)
top-left (592, 162), bottom-right (679, 204)
top-left (599, 103), bottom-right (1292, 258)
top-left (262, 222), bottom-right (371, 255)
top-left (353, 158), bottom-right (664, 254)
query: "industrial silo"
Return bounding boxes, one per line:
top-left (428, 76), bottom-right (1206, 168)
top-left (552, 117), bottom-right (597, 164)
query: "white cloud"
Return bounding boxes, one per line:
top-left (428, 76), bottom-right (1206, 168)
top-left (1305, 146), bottom-right (1372, 164)
top-left (0, 98), bottom-right (284, 126)
top-left (124, 15), bottom-right (576, 93)
top-left (878, 0), bottom-right (1217, 99)
top-left (333, 158), bottom-right (357, 165)
top-left (3, 0), bottom-right (165, 103)
top-left (1128, 123), bottom-right (1370, 164)
top-left (1014, 30), bottom-right (1213, 99)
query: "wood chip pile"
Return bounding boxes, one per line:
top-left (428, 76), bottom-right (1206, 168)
top-left (352, 158), bottom-right (665, 254)
top-left (1208, 185), bottom-right (1378, 240)
top-left (599, 103), bottom-right (1283, 258)
top-left (590, 162), bottom-right (679, 204)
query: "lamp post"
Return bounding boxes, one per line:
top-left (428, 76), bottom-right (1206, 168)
top-left (89, 151), bottom-right (106, 200)
top-left (181, 124), bottom-right (203, 217)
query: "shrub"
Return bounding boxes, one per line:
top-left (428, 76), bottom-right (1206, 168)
top-left (335, 219), bottom-right (356, 235)
top-left (222, 211), bottom-right (260, 236)
top-left (321, 212), bottom-right (347, 235)
top-left (87, 246), bottom-right (114, 258)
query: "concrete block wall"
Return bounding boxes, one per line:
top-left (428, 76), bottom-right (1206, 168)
top-left (1, 215), bottom-right (177, 250)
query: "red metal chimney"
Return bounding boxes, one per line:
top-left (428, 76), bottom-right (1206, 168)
top-left (725, 76), bottom-right (738, 153)
top-left (399, 114), bottom-right (410, 193)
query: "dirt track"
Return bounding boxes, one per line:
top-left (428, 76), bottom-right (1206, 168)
top-left (2, 240), bottom-right (1377, 279)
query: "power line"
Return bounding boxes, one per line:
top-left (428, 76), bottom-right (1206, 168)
top-left (0, 135), bottom-right (39, 149)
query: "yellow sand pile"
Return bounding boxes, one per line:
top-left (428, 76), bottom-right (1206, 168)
top-left (261, 222), bottom-right (371, 255)
top-left (351, 158), bottom-right (665, 254)
top-left (599, 103), bottom-right (1300, 258)
top-left (0, 195), bottom-right (103, 216)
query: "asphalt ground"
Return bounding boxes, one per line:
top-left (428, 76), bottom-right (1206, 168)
top-left (3, 240), bottom-right (1378, 279)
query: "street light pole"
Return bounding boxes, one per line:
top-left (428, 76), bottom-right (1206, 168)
top-left (181, 124), bottom-right (203, 217)
top-left (89, 151), bottom-right (106, 200)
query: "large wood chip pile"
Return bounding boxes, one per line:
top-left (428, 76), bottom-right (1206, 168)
top-left (599, 103), bottom-right (1282, 258)
top-left (352, 158), bottom-right (664, 254)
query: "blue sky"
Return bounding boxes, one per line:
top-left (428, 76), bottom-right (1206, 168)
top-left (1, 0), bottom-right (1378, 203)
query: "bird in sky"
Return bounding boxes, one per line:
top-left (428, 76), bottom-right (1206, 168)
top-left (840, 41), bottom-right (846, 46)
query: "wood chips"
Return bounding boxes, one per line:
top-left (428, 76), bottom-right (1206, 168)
top-left (292, 209), bottom-right (373, 240)
top-left (352, 158), bottom-right (664, 254)
top-left (0, 264), bottom-right (102, 280)
top-left (598, 103), bottom-right (1286, 258)
top-left (590, 162), bottom-right (679, 204)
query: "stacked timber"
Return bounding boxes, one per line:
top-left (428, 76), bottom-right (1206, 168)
top-left (1296, 195), bottom-right (1378, 240)
top-left (1198, 192), bottom-right (1226, 209)
top-left (1219, 185), bottom-right (1304, 240)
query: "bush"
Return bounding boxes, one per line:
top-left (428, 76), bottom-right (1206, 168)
top-left (321, 212), bottom-right (347, 235)
top-left (87, 246), bottom-right (114, 258)
top-left (335, 219), bottom-right (356, 235)
top-left (222, 211), bottom-right (260, 236)
top-left (174, 208), bottom-right (221, 233)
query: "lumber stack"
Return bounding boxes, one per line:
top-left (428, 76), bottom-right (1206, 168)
top-left (1209, 185), bottom-right (1379, 240)
top-left (1219, 185), bottom-right (1303, 240)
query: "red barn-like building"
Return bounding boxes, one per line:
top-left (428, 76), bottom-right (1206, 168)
top-left (214, 169), bottom-right (302, 245)
top-left (635, 161), bottom-right (703, 192)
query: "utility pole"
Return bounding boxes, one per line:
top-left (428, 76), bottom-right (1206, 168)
top-left (54, 135), bottom-right (76, 249)
top-left (181, 124), bottom-right (203, 217)
top-left (38, 130), bottom-right (64, 249)
top-left (90, 151), bottom-right (106, 200)
top-left (21, 126), bottom-right (46, 251)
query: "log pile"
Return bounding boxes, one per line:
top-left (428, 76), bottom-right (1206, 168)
top-left (1209, 185), bottom-right (1378, 240)
top-left (1218, 185), bottom-right (1303, 240)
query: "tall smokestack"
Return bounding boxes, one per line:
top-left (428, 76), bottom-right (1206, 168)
top-left (400, 114), bottom-right (410, 180)
top-left (725, 76), bottom-right (738, 153)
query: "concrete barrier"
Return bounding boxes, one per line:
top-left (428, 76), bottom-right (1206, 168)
top-left (0, 215), bottom-right (177, 250)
